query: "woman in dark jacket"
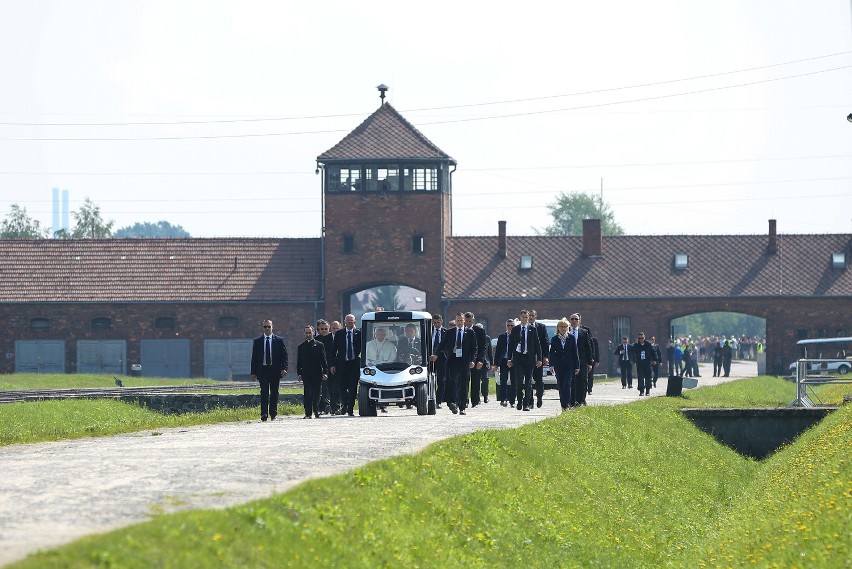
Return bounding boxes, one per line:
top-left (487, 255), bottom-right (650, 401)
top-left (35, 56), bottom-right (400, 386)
top-left (549, 318), bottom-right (580, 410)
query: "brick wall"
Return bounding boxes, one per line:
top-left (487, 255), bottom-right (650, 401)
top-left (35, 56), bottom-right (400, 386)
top-left (0, 302), bottom-right (324, 376)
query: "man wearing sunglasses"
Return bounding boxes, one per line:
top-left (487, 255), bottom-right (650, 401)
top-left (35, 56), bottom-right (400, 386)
top-left (250, 319), bottom-right (289, 421)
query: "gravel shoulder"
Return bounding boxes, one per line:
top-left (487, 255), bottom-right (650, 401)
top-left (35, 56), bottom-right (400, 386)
top-left (0, 361), bottom-right (754, 566)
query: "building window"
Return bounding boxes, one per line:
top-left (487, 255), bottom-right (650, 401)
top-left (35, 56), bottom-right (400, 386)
top-left (412, 235), bottom-right (425, 254)
top-left (519, 255), bottom-right (533, 270)
top-left (343, 235), bottom-right (355, 254)
top-left (219, 316), bottom-right (239, 329)
top-left (831, 252), bottom-right (846, 269)
top-left (674, 253), bottom-right (688, 270)
top-left (155, 317), bottom-right (175, 330)
top-left (91, 317), bottom-right (112, 331)
top-left (613, 316), bottom-right (631, 345)
top-left (30, 318), bottom-right (49, 330)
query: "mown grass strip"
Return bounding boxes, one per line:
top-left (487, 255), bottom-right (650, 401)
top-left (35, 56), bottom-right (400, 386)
top-left (9, 377), bottom-right (849, 568)
top-left (0, 399), bottom-right (302, 446)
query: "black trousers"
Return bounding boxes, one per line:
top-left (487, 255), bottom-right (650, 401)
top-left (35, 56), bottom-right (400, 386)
top-left (636, 365), bottom-right (653, 392)
top-left (433, 357), bottom-right (447, 404)
top-left (573, 363), bottom-right (588, 405)
top-left (337, 359), bottom-right (360, 414)
top-left (497, 362), bottom-right (514, 403)
top-left (713, 358), bottom-right (722, 376)
top-left (512, 356), bottom-right (534, 408)
top-left (303, 375), bottom-right (322, 416)
top-left (468, 367), bottom-right (481, 406)
top-left (532, 364), bottom-right (544, 401)
top-left (446, 358), bottom-right (468, 408)
top-left (619, 362), bottom-right (632, 387)
top-left (257, 367), bottom-right (281, 419)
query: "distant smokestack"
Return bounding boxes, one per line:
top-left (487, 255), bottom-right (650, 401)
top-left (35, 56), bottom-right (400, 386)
top-left (582, 219), bottom-right (602, 257)
top-left (768, 219), bottom-right (777, 254)
top-left (52, 188), bottom-right (60, 234)
top-left (498, 220), bottom-right (507, 259)
top-left (61, 190), bottom-right (69, 232)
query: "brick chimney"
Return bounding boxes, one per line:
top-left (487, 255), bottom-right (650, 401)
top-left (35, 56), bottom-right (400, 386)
top-left (768, 219), bottom-right (777, 254)
top-left (498, 220), bottom-right (507, 259)
top-left (582, 219), bottom-right (602, 257)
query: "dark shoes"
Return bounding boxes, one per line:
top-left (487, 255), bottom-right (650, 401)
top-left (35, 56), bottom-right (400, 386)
top-left (449, 403), bottom-right (458, 414)
top-left (536, 396), bottom-right (543, 408)
top-left (483, 396), bottom-right (489, 403)
top-left (261, 416), bottom-right (268, 422)
top-left (460, 409), bottom-right (467, 415)
top-left (516, 402), bottom-right (523, 410)
top-left (304, 415), bottom-right (312, 419)
top-left (523, 406), bottom-right (530, 411)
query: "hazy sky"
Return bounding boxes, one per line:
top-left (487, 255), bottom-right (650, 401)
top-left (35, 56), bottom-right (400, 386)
top-left (1, 1), bottom-right (851, 238)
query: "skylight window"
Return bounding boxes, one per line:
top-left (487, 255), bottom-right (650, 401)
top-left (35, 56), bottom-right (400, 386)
top-left (674, 253), bottom-right (688, 270)
top-left (519, 255), bottom-right (533, 270)
top-left (831, 252), bottom-right (846, 269)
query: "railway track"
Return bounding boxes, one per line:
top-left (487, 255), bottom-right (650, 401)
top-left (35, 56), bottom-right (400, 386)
top-left (0, 381), bottom-right (302, 404)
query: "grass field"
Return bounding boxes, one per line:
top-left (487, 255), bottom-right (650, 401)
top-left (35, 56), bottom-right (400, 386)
top-left (0, 373), bottom-right (233, 390)
top-left (0, 374), bottom-right (303, 446)
top-left (5, 376), bottom-right (850, 568)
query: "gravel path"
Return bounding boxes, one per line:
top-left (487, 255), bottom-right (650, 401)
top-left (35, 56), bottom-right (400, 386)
top-left (0, 362), bottom-right (753, 566)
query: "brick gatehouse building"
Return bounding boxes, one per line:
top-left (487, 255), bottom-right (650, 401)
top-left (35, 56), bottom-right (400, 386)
top-left (1, 93), bottom-right (850, 378)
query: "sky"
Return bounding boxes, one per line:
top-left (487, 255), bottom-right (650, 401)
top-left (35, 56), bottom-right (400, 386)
top-left (1, 0), bottom-right (851, 239)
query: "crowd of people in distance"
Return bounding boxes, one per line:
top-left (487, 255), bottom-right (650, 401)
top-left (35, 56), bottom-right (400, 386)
top-left (248, 312), bottom-right (764, 421)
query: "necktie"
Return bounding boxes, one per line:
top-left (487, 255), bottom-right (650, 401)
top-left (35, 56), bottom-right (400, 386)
top-left (623, 346), bottom-right (628, 361)
top-left (522, 326), bottom-right (527, 353)
top-left (456, 329), bottom-right (462, 350)
top-left (504, 334), bottom-right (509, 359)
top-left (433, 329), bottom-right (440, 352)
top-left (265, 336), bottom-right (271, 366)
top-left (347, 330), bottom-right (354, 361)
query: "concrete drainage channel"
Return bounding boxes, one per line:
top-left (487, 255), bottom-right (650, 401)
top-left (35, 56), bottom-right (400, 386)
top-left (680, 407), bottom-right (838, 460)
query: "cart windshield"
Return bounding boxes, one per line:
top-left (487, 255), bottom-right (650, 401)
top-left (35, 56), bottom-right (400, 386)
top-left (363, 319), bottom-right (428, 368)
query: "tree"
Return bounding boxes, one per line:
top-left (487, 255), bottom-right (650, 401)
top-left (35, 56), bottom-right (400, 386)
top-left (1, 204), bottom-right (48, 238)
top-left (540, 191), bottom-right (624, 236)
top-left (113, 221), bottom-right (191, 238)
top-left (71, 198), bottom-right (114, 238)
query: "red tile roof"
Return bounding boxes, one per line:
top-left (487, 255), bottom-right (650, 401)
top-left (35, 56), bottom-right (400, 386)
top-left (317, 103), bottom-right (456, 163)
top-left (444, 234), bottom-right (852, 299)
top-left (0, 238), bottom-right (321, 303)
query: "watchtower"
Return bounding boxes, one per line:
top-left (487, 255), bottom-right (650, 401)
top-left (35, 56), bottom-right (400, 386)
top-left (316, 85), bottom-right (456, 319)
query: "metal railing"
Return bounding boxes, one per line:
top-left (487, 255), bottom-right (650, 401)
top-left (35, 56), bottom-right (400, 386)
top-left (789, 359), bottom-right (852, 407)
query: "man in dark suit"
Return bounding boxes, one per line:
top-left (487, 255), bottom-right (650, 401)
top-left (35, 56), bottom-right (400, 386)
top-left (650, 335), bottom-right (663, 387)
top-left (507, 309), bottom-right (542, 411)
top-left (464, 312), bottom-right (487, 407)
top-left (529, 309), bottom-right (550, 408)
top-left (315, 319), bottom-right (334, 414)
top-left (439, 312), bottom-right (476, 415)
top-left (428, 314), bottom-right (447, 409)
top-left (250, 319), bottom-right (289, 421)
top-left (587, 334), bottom-right (600, 395)
top-left (491, 319), bottom-right (515, 407)
top-left (632, 332), bottom-right (656, 396)
top-left (569, 313), bottom-right (593, 406)
top-left (330, 313), bottom-right (361, 417)
top-left (297, 325), bottom-right (329, 418)
top-left (615, 335), bottom-right (633, 390)
top-left (396, 323), bottom-right (422, 365)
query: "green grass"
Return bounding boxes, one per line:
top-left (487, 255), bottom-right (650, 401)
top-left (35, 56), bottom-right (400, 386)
top-left (0, 399), bottom-right (303, 446)
top-left (7, 376), bottom-right (850, 568)
top-left (0, 373), bottom-right (224, 390)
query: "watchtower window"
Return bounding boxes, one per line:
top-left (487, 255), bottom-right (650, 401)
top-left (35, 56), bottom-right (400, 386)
top-left (408, 167), bottom-right (438, 191)
top-left (343, 235), bottom-right (355, 254)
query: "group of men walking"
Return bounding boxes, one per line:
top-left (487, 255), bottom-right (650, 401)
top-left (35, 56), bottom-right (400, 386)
top-left (614, 333), bottom-right (663, 396)
top-left (250, 308), bottom-right (602, 421)
top-left (249, 315), bottom-right (363, 420)
top-left (434, 309), bottom-right (600, 414)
